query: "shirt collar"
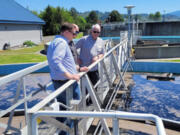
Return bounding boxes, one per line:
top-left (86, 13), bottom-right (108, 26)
top-left (55, 35), bottom-right (70, 43)
top-left (89, 34), bottom-right (98, 41)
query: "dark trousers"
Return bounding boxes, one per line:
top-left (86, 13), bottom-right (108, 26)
top-left (87, 70), bottom-right (99, 85)
top-left (86, 71), bottom-right (99, 105)
top-left (52, 80), bottom-right (80, 135)
top-left (53, 80), bottom-right (80, 106)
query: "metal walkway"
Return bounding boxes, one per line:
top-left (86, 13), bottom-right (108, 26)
top-left (0, 32), bottom-right (166, 135)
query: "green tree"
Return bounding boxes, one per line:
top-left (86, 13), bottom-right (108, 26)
top-left (61, 8), bottom-right (74, 23)
top-left (148, 13), bottom-right (154, 20)
top-left (86, 11), bottom-right (98, 24)
top-left (107, 10), bottom-right (124, 22)
top-left (148, 12), bottom-right (161, 21)
top-left (52, 6), bottom-right (63, 34)
top-left (154, 11), bottom-right (161, 21)
top-left (41, 5), bottom-right (54, 35)
top-left (31, 10), bottom-right (39, 17)
top-left (75, 16), bottom-right (87, 32)
top-left (70, 7), bottom-right (78, 19)
top-left (38, 5), bottom-right (88, 35)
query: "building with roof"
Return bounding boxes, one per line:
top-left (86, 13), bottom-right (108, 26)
top-left (0, 0), bottom-right (45, 50)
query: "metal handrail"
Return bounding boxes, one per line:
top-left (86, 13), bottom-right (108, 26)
top-left (0, 61), bottom-right (48, 86)
top-left (31, 110), bottom-right (166, 135)
top-left (28, 39), bottom-right (127, 114)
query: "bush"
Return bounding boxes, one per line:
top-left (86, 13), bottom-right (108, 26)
top-left (23, 40), bottom-right (37, 47)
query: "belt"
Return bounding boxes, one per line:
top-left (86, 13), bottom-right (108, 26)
top-left (88, 70), bottom-right (98, 73)
top-left (52, 79), bottom-right (68, 83)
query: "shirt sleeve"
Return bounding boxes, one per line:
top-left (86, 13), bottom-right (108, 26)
top-left (51, 40), bottom-right (68, 74)
top-left (101, 41), bottom-right (106, 54)
top-left (98, 39), bottom-right (106, 54)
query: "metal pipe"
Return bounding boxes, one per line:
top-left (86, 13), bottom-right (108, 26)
top-left (31, 111), bottom-right (166, 135)
top-left (113, 118), bottom-right (119, 135)
top-left (0, 61), bottom-right (48, 86)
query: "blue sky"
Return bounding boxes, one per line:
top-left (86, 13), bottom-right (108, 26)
top-left (15, 0), bottom-right (180, 14)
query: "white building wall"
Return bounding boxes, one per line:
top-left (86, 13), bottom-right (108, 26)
top-left (0, 23), bottom-right (43, 50)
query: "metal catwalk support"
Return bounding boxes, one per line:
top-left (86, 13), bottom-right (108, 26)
top-left (82, 74), bottom-right (111, 135)
top-left (93, 45), bottom-right (129, 135)
top-left (4, 78), bottom-right (23, 134)
top-left (101, 60), bottom-right (112, 88)
top-left (111, 53), bottom-right (127, 89)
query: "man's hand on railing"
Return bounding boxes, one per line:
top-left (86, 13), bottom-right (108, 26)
top-left (92, 54), bottom-right (104, 63)
top-left (64, 72), bottom-right (80, 81)
top-left (79, 66), bottom-right (89, 72)
top-left (71, 74), bottom-right (80, 81)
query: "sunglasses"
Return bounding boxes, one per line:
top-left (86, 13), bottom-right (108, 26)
top-left (93, 31), bottom-right (100, 34)
top-left (69, 30), bottom-right (79, 35)
top-left (74, 31), bottom-right (79, 35)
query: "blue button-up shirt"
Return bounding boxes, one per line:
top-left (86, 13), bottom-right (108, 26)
top-left (47, 35), bottom-right (77, 80)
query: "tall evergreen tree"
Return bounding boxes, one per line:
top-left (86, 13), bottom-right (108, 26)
top-left (70, 7), bottom-right (78, 19)
top-left (41, 5), bottom-right (54, 35)
top-left (154, 11), bottom-right (161, 21)
top-left (53, 6), bottom-right (63, 34)
top-left (107, 10), bottom-right (124, 22)
top-left (86, 11), bottom-right (98, 24)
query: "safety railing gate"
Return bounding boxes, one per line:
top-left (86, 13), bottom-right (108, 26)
top-left (0, 31), bottom-right (166, 135)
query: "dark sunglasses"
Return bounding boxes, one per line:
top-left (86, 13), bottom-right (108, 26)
top-left (74, 31), bottom-right (79, 35)
top-left (69, 30), bottom-right (79, 35)
top-left (93, 31), bottom-right (100, 34)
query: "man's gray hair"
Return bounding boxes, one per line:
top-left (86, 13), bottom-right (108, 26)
top-left (91, 24), bottom-right (101, 31)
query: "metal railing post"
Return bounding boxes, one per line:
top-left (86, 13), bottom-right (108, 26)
top-left (101, 60), bottom-right (112, 88)
top-left (84, 74), bottom-right (111, 135)
top-left (27, 113), bottom-right (33, 135)
top-left (113, 118), bottom-right (119, 135)
top-left (22, 77), bottom-right (28, 125)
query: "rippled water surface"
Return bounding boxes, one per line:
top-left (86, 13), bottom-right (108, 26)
top-left (122, 74), bottom-right (180, 121)
top-left (1, 73), bottom-right (180, 121)
top-left (0, 73), bottom-right (53, 110)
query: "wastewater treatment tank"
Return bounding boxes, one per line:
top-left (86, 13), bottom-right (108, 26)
top-left (118, 73), bottom-right (180, 121)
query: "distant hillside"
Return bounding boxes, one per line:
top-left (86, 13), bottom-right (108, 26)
top-left (78, 10), bottom-right (110, 21)
top-left (78, 10), bottom-right (180, 22)
top-left (167, 10), bottom-right (180, 17)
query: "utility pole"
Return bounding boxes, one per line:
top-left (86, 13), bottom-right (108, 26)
top-left (124, 5), bottom-right (135, 58)
top-left (163, 10), bottom-right (166, 22)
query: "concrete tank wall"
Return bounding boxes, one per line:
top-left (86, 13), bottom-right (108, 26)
top-left (134, 46), bottom-right (180, 59)
top-left (102, 21), bottom-right (180, 37)
top-left (131, 61), bottom-right (180, 74)
top-left (138, 22), bottom-right (180, 36)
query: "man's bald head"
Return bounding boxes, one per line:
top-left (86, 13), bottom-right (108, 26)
top-left (73, 24), bottom-right (79, 32)
top-left (72, 24), bottom-right (79, 38)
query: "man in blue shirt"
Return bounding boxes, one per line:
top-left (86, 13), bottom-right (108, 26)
top-left (47, 23), bottom-right (80, 135)
top-left (76, 24), bottom-right (105, 85)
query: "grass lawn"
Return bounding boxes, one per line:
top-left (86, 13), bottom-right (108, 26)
top-left (0, 44), bottom-right (47, 64)
top-left (0, 33), bottom-right (83, 65)
top-left (159, 59), bottom-right (180, 62)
